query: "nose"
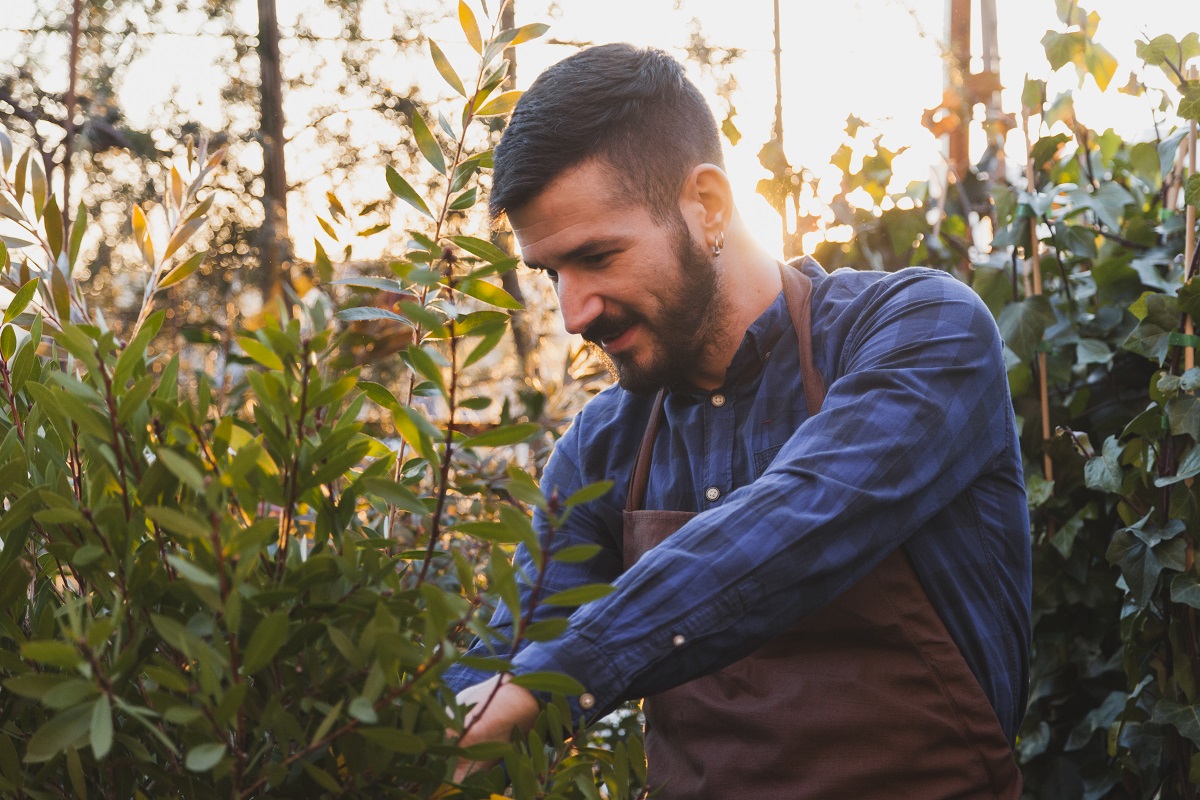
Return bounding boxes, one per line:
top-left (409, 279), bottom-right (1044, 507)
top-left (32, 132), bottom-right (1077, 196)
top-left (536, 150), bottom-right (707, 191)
top-left (556, 271), bottom-right (603, 336)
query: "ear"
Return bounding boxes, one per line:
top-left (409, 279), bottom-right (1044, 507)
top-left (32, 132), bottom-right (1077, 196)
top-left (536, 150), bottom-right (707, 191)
top-left (678, 163), bottom-right (733, 244)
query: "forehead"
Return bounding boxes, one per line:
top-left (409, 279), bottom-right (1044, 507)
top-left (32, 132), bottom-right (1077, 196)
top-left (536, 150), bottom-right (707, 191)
top-left (508, 160), bottom-right (652, 262)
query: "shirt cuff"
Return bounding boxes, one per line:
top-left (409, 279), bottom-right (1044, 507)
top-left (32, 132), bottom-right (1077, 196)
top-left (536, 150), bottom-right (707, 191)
top-left (509, 630), bottom-right (621, 727)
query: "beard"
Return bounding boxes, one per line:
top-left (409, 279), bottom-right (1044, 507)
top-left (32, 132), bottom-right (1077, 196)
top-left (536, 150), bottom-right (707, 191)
top-left (582, 220), bottom-right (726, 394)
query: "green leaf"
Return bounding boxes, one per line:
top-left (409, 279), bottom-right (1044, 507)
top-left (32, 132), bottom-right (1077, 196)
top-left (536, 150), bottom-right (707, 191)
top-left (411, 112), bottom-right (446, 176)
top-left (451, 235), bottom-right (510, 264)
top-left (1187, 174), bottom-right (1200, 209)
top-left (0, 325), bottom-right (14, 361)
top-left (429, 39), bottom-right (466, 96)
top-left (348, 696), bottom-right (378, 724)
top-left (385, 165), bottom-right (433, 220)
top-left (157, 448), bottom-right (206, 492)
top-left (3, 278), bottom-right (38, 325)
top-left (453, 520), bottom-right (527, 544)
top-left (185, 742), bottom-right (226, 772)
top-left (476, 90), bottom-right (522, 117)
top-left (1123, 293), bottom-right (1181, 365)
top-left (458, 0), bottom-right (482, 53)
top-left (1084, 436), bottom-right (1123, 493)
top-left (403, 344), bottom-right (447, 397)
top-left (310, 699), bottom-right (344, 746)
top-left (21, 641), bottom-right (82, 669)
top-left (1106, 517), bottom-right (1188, 610)
top-left (510, 671), bottom-right (586, 697)
top-left (68, 201), bottom-right (86, 269)
top-left (24, 705), bottom-right (92, 763)
top-left (334, 306), bottom-right (412, 326)
top-left (1172, 573), bottom-right (1200, 610)
top-left (462, 422), bottom-right (541, 448)
top-left (543, 583), bottom-right (617, 608)
top-left (464, 325), bottom-right (505, 367)
top-left (997, 296), bottom-right (1055, 364)
top-left (1151, 701), bottom-right (1200, 749)
top-left (357, 728), bottom-right (426, 754)
top-left (1180, 83), bottom-right (1200, 123)
top-left (158, 250), bottom-right (206, 290)
top-left (552, 544), bottom-right (602, 564)
top-left (458, 278), bottom-right (523, 310)
top-left (509, 23), bottom-right (549, 45)
top-left (145, 506), bottom-right (210, 539)
top-left (237, 336), bottom-right (284, 371)
top-left (90, 694), bottom-right (113, 759)
top-left (241, 611), bottom-right (289, 675)
top-left (565, 481), bottom-right (613, 507)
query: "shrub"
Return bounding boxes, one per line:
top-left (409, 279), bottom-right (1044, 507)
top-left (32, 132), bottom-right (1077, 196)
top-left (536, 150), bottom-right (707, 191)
top-left (0, 8), bottom-right (642, 798)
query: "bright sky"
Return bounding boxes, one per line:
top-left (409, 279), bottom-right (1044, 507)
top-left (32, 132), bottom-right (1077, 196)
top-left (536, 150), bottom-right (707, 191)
top-left (5, 0), bottom-right (1199, 261)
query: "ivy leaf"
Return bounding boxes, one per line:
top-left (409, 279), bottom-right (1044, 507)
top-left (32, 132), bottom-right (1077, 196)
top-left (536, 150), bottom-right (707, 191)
top-left (1180, 82), bottom-right (1200, 124)
top-left (1106, 516), bottom-right (1188, 610)
top-left (997, 296), bottom-right (1055, 364)
top-left (1186, 174), bottom-right (1200, 209)
top-left (1171, 573), bottom-right (1200, 610)
top-left (1083, 436), bottom-right (1123, 493)
top-left (1122, 293), bottom-right (1180, 365)
top-left (1151, 701), bottom-right (1200, 749)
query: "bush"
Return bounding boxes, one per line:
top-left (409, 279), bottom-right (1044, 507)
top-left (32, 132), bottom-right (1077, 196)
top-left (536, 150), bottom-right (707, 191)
top-left (0, 9), bottom-right (643, 799)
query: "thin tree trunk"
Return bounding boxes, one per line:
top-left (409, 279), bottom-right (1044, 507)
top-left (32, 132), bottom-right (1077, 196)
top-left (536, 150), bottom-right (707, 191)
top-left (61, 0), bottom-right (82, 241)
top-left (257, 0), bottom-right (290, 310)
top-left (497, 0), bottom-right (535, 382)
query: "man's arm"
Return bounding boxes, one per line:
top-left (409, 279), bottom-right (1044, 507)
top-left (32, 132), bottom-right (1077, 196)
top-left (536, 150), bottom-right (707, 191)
top-left (502, 271), bottom-right (1015, 719)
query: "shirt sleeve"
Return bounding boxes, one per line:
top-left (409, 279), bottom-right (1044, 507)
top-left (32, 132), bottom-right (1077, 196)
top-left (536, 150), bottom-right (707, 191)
top-left (443, 422), bottom-right (626, 696)
top-left (504, 270), bottom-right (1015, 723)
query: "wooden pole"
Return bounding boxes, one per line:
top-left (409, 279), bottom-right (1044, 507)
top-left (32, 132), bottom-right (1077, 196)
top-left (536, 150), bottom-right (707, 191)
top-left (947, 0), bottom-right (972, 180)
top-left (772, 0), bottom-right (786, 250)
top-left (1023, 110), bottom-right (1054, 483)
top-left (1187, 66), bottom-right (1197, 373)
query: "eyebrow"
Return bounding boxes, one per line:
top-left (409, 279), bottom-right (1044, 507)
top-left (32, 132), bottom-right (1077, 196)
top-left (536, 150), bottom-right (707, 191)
top-left (523, 236), bottom-right (626, 272)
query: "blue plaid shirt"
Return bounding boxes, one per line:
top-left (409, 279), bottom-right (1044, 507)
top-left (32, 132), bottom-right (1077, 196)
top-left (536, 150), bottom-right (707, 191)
top-left (448, 261), bottom-right (1031, 742)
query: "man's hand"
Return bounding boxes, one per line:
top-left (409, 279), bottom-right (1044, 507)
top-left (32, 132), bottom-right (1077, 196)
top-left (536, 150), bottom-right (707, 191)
top-left (452, 674), bottom-right (540, 782)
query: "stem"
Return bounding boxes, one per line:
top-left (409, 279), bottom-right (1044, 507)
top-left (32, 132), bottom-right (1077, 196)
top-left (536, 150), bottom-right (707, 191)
top-left (0, 356), bottom-right (25, 442)
top-left (95, 349), bottom-right (132, 522)
top-left (275, 343), bottom-right (313, 574)
top-left (417, 311), bottom-right (459, 585)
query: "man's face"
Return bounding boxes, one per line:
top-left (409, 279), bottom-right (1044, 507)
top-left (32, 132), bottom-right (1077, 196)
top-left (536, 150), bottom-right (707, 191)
top-left (510, 160), bottom-right (725, 393)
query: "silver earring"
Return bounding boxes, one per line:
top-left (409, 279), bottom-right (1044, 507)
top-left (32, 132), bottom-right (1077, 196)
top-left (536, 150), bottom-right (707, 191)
top-left (711, 231), bottom-right (725, 257)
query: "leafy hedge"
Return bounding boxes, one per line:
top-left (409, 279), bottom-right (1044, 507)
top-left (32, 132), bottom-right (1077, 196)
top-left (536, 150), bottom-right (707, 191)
top-left (0, 8), bottom-right (643, 799)
top-left (807, 9), bottom-right (1200, 798)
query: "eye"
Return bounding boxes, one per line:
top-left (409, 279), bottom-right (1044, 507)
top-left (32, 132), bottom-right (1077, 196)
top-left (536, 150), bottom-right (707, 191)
top-left (544, 269), bottom-right (559, 283)
top-left (581, 251), bottom-right (611, 267)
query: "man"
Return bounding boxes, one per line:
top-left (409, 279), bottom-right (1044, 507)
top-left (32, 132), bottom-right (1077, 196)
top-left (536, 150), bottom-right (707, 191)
top-left (447, 43), bottom-right (1030, 798)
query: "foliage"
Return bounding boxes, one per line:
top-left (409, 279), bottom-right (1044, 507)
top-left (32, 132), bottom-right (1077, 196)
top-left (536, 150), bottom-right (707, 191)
top-left (791, 4), bottom-right (1200, 796)
top-left (0, 6), bottom-right (643, 798)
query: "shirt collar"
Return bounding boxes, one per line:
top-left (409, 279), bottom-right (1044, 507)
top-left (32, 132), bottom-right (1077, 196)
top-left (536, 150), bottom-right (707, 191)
top-left (723, 287), bottom-right (789, 385)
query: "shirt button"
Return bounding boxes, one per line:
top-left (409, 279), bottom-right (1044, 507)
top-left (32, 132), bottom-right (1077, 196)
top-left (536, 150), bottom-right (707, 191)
top-left (711, 393), bottom-right (726, 407)
top-left (705, 486), bottom-right (720, 502)
top-left (579, 693), bottom-right (596, 710)
top-left (672, 634), bottom-right (686, 647)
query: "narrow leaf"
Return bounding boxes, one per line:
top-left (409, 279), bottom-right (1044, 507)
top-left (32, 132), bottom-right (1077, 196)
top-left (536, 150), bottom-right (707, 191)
top-left (429, 40), bottom-right (466, 96)
top-left (412, 112), bottom-right (446, 175)
top-left (459, 0), bottom-right (482, 53)
top-left (386, 165), bottom-right (433, 219)
top-left (4, 278), bottom-right (38, 325)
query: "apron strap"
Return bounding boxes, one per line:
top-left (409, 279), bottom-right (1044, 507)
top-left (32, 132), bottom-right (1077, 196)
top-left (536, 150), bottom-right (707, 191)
top-left (624, 259), bottom-right (826, 514)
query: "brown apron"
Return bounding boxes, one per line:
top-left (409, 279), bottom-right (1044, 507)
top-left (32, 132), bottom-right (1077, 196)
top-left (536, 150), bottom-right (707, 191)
top-left (621, 263), bottom-right (1021, 799)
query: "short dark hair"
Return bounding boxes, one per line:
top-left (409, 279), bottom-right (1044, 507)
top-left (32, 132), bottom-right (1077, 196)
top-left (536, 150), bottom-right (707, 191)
top-left (488, 43), bottom-right (723, 223)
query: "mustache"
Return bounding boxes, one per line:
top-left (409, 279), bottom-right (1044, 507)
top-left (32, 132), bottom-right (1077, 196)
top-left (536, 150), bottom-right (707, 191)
top-left (582, 311), bottom-right (639, 345)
